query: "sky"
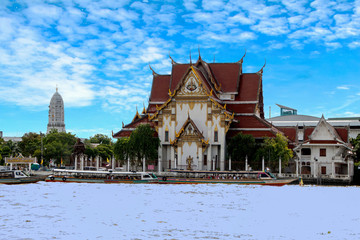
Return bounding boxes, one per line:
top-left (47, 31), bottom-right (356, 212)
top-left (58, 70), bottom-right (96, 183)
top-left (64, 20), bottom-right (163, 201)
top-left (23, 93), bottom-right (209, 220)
top-left (1, 0), bottom-right (360, 139)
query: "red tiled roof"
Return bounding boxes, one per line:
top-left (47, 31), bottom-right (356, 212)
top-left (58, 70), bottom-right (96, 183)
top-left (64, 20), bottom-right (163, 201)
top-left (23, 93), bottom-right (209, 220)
top-left (278, 127), bottom-right (297, 142)
top-left (149, 74), bottom-right (171, 102)
top-left (170, 64), bottom-right (190, 91)
top-left (308, 140), bottom-right (339, 144)
top-left (335, 128), bottom-right (348, 143)
top-left (113, 115), bottom-right (155, 138)
top-left (236, 73), bottom-right (260, 101)
top-left (304, 127), bottom-right (315, 141)
top-left (226, 104), bottom-right (255, 113)
top-left (208, 63), bottom-right (240, 93)
top-left (231, 115), bottom-right (272, 129)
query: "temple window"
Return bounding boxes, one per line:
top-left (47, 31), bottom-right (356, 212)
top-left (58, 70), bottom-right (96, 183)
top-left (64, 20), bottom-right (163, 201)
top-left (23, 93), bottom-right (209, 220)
top-left (165, 131), bottom-right (169, 142)
top-left (320, 148), bottom-right (326, 157)
top-left (214, 131), bottom-right (218, 142)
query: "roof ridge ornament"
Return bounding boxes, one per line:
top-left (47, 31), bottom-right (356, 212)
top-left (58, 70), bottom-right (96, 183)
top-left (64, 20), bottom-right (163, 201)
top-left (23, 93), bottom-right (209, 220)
top-left (256, 59), bottom-right (266, 76)
top-left (237, 50), bottom-right (246, 64)
top-left (149, 64), bottom-right (158, 76)
top-left (169, 53), bottom-right (177, 65)
top-left (198, 46), bottom-right (201, 60)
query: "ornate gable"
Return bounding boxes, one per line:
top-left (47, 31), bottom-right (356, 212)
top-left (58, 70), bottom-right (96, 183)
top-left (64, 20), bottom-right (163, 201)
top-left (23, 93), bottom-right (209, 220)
top-left (176, 67), bottom-right (209, 97)
top-left (310, 116), bottom-right (341, 141)
top-left (171, 116), bottom-right (209, 147)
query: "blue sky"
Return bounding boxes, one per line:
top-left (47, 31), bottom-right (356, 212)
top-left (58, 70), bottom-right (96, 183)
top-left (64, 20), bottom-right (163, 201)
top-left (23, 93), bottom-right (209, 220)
top-left (1, 0), bottom-right (360, 138)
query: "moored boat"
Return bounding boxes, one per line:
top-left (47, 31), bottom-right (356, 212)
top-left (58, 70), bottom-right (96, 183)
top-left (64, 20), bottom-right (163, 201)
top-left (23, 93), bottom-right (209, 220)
top-left (0, 170), bottom-right (41, 184)
top-left (159, 170), bottom-right (297, 186)
top-left (45, 169), bottom-right (159, 184)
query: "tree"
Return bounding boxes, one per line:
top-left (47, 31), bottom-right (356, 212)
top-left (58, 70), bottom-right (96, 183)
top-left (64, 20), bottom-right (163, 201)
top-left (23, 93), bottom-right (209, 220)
top-left (95, 144), bottom-right (113, 165)
top-left (227, 133), bottom-right (256, 170)
top-left (89, 134), bottom-right (112, 145)
top-left (129, 124), bottom-right (160, 170)
top-left (18, 132), bottom-right (41, 157)
top-left (43, 131), bottom-right (77, 166)
top-left (259, 134), bottom-right (293, 171)
top-left (113, 137), bottom-right (131, 166)
top-left (350, 134), bottom-right (360, 166)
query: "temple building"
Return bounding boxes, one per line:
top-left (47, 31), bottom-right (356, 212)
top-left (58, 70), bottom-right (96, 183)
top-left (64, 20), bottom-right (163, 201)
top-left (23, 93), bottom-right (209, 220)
top-left (47, 87), bottom-right (66, 134)
top-left (113, 53), bottom-right (283, 172)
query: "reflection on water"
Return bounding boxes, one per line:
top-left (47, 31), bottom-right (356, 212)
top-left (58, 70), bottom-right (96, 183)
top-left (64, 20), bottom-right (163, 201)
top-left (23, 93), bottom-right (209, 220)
top-left (0, 182), bottom-right (360, 240)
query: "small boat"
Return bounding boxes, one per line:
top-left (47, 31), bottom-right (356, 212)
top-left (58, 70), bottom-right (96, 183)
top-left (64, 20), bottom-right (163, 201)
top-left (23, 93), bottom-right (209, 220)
top-left (0, 170), bottom-right (41, 184)
top-left (159, 170), bottom-right (297, 186)
top-left (45, 169), bottom-right (159, 184)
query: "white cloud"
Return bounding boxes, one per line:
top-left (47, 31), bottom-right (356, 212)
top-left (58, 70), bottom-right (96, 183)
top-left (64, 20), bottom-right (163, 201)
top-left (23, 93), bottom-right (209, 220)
top-left (337, 86), bottom-right (350, 90)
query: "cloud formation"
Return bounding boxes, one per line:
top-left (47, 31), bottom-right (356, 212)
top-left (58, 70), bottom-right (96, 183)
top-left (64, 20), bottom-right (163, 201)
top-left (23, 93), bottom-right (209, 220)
top-left (1, 0), bottom-right (360, 114)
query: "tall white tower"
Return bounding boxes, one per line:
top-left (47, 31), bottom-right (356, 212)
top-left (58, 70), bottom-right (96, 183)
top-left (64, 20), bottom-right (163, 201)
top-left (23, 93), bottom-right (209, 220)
top-left (47, 87), bottom-right (65, 133)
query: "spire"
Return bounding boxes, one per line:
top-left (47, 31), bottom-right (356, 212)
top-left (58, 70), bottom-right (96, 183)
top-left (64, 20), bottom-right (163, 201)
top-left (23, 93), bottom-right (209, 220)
top-left (56, 84), bottom-right (58, 92)
top-left (190, 49), bottom-right (192, 65)
top-left (198, 46), bottom-right (201, 60)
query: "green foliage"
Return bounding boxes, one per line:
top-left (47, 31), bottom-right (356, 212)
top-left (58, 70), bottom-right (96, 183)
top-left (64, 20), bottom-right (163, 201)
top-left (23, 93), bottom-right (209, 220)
top-left (89, 134), bottom-right (112, 145)
top-left (18, 132), bottom-right (42, 157)
top-left (227, 133), bottom-right (257, 170)
top-left (261, 134), bottom-right (293, 170)
top-left (113, 137), bottom-right (130, 166)
top-left (43, 131), bottom-right (77, 165)
top-left (95, 144), bottom-right (113, 163)
top-left (227, 133), bottom-right (293, 171)
top-left (128, 124), bottom-right (160, 167)
top-left (350, 134), bottom-right (360, 163)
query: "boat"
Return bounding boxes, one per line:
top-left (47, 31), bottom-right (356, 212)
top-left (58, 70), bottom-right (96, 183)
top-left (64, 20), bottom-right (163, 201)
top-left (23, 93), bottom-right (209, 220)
top-left (0, 170), bottom-right (41, 184)
top-left (45, 169), bottom-right (159, 184)
top-left (159, 170), bottom-right (297, 186)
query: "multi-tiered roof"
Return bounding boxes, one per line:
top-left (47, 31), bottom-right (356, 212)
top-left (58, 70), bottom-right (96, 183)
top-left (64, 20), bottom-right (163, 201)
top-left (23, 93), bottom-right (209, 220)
top-left (113, 54), bottom-right (283, 140)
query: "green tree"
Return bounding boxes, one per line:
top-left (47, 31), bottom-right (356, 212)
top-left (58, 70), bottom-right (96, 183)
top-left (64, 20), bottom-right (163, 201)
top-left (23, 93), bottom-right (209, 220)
top-left (89, 134), bottom-right (112, 145)
top-left (227, 133), bottom-right (257, 170)
top-left (18, 132), bottom-right (42, 157)
top-left (95, 144), bottom-right (113, 165)
top-left (43, 131), bottom-right (77, 166)
top-left (350, 134), bottom-right (360, 166)
top-left (259, 133), bottom-right (293, 171)
top-left (129, 124), bottom-right (160, 170)
top-left (113, 137), bottom-right (130, 166)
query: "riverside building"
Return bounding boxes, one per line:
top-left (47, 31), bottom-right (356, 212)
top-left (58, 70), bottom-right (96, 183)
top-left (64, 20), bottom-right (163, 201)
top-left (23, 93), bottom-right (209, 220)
top-left (113, 53), bottom-right (282, 172)
top-left (47, 87), bottom-right (65, 134)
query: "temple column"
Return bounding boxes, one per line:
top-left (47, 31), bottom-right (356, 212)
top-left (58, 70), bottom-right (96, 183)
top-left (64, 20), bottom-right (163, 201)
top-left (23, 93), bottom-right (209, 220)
top-left (112, 156), bottom-right (115, 170)
top-left (178, 146), bottom-right (182, 169)
top-left (207, 145), bottom-right (212, 171)
top-left (74, 155), bottom-right (78, 170)
top-left (80, 154), bottom-right (84, 171)
top-left (278, 157), bottom-right (282, 177)
top-left (229, 156), bottom-right (231, 171)
top-left (170, 147), bottom-right (175, 170)
top-left (245, 155), bottom-right (248, 171)
top-left (127, 157), bottom-right (130, 171)
top-left (262, 156), bottom-right (265, 172)
top-left (158, 155), bottom-right (162, 173)
top-left (96, 156), bottom-right (99, 171)
top-left (332, 161), bottom-right (335, 178)
top-left (220, 143), bottom-right (225, 171)
top-left (142, 158), bottom-right (146, 172)
top-left (198, 147), bottom-right (203, 171)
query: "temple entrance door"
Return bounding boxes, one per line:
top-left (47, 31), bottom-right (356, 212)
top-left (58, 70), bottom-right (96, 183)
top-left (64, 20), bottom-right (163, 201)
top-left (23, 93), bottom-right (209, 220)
top-left (186, 156), bottom-right (193, 170)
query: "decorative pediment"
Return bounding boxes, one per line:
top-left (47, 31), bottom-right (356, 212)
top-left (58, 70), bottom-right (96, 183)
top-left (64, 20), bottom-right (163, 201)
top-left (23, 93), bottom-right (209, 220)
top-left (309, 115), bottom-right (341, 141)
top-left (171, 116), bottom-right (209, 147)
top-left (177, 70), bottom-right (208, 96)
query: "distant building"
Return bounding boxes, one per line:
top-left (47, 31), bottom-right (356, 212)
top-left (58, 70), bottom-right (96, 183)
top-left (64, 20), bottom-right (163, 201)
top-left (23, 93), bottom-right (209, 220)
top-left (276, 104), bottom-right (297, 116)
top-left (47, 87), bottom-right (65, 134)
top-left (267, 106), bottom-right (359, 182)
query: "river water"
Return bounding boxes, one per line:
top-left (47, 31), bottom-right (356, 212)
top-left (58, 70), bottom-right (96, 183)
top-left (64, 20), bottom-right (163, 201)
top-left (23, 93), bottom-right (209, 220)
top-left (0, 182), bottom-right (359, 240)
